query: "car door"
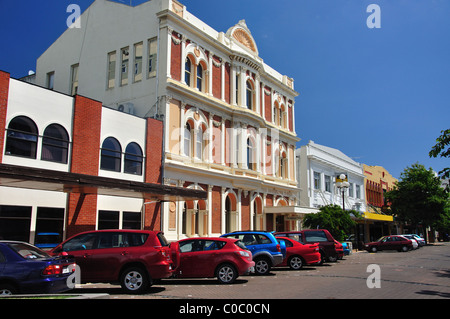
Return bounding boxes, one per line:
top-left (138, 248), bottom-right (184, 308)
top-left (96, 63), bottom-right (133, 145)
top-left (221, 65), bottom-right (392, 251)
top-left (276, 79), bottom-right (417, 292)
top-left (86, 232), bottom-right (129, 281)
top-left (238, 234), bottom-right (259, 256)
top-left (304, 230), bottom-right (335, 258)
top-left (59, 232), bottom-right (98, 282)
top-left (178, 240), bottom-right (215, 278)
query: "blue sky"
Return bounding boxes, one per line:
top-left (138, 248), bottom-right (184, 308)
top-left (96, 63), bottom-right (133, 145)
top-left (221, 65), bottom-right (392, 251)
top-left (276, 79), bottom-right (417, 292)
top-left (0, 0), bottom-right (449, 179)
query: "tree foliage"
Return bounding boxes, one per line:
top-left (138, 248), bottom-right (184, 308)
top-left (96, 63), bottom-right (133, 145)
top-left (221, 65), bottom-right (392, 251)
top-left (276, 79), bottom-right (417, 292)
top-left (429, 128), bottom-right (450, 191)
top-left (385, 163), bottom-right (449, 237)
top-left (302, 204), bottom-right (360, 241)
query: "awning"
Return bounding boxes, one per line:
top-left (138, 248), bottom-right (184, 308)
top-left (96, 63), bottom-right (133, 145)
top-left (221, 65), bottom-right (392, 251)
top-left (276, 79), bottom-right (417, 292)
top-left (362, 212), bottom-right (394, 222)
top-left (0, 163), bottom-right (207, 202)
top-left (264, 206), bottom-right (319, 216)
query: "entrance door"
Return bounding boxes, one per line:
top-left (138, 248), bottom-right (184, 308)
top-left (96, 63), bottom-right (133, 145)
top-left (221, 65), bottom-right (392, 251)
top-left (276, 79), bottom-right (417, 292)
top-left (276, 215), bottom-right (285, 232)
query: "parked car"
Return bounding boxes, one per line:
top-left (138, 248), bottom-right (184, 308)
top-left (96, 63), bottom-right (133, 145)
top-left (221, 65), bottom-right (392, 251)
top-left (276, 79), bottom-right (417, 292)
top-left (342, 242), bottom-right (351, 256)
top-left (334, 240), bottom-right (344, 259)
top-left (50, 229), bottom-right (179, 294)
top-left (221, 231), bottom-right (286, 275)
top-left (275, 229), bottom-right (339, 264)
top-left (275, 237), bottom-right (321, 270)
top-left (0, 240), bottom-right (76, 295)
top-left (403, 234), bottom-right (425, 247)
top-left (34, 232), bottom-right (61, 251)
top-left (364, 235), bottom-right (413, 253)
top-left (174, 237), bottom-right (255, 284)
top-left (402, 235), bottom-right (419, 249)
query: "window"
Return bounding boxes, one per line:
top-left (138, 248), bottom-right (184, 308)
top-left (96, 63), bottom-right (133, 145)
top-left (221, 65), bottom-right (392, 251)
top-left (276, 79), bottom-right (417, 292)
top-left (184, 123), bottom-right (193, 157)
top-left (0, 205), bottom-right (32, 242)
top-left (247, 138), bottom-right (255, 170)
top-left (196, 64), bottom-right (203, 91)
top-left (70, 64), bottom-right (79, 95)
top-left (98, 210), bottom-right (120, 230)
top-left (46, 72), bottom-right (54, 90)
top-left (280, 155), bottom-right (287, 178)
top-left (196, 127), bottom-right (204, 160)
top-left (124, 142), bottom-right (143, 175)
top-left (100, 137), bottom-right (121, 172)
top-left (304, 231), bottom-right (328, 242)
top-left (5, 116), bottom-right (38, 158)
top-left (185, 58), bottom-right (192, 86)
top-left (133, 42), bottom-right (143, 82)
top-left (349, 183), bottom-right (354, 197)
top-left (41, 124), bottom-right (70, 164)
top-left (123, 212), bottom-right (142, 230)
top-left (314, 172), bottom-right (321, 190)
top-left (246, 80), bottom-right (253, 110)
top-left (148, 38), bottom-right (157, 78)
top-left (325, 175), bottom-right (331, 192)
top-left (235, 75), bottom-right (239, 105)
top-left (107, 51), bottom-right (116, 89)
top-left (120, 47), bottom-right (129, 86)
top-left (356, 184), bottom-right (361, 199)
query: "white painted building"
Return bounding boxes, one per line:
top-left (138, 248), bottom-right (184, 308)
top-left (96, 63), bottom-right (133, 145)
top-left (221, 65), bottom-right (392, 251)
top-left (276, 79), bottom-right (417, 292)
top-left (296, 141), bottom-right (366, 213)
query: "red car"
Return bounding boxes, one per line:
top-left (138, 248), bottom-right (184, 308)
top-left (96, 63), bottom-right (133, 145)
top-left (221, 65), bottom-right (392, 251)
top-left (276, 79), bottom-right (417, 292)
top-left (174, 237), bottom-right (255, 284)
top-left (275, 237), bottom-right (321, 270)
top-left (334, 240), bottom-right (344, 259)
top-left (364, 235), bottom-right (413, 253)
top-left (275, 229), bottom-right (339, 264)
top-left (50, 229), bottom-right (179, 294)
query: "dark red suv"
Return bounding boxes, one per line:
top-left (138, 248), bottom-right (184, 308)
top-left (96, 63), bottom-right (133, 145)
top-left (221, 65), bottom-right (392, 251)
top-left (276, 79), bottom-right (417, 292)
top-left (51, 230), bottom-right (179, 294)
top-left (275, 229), bottom-right (339, 264)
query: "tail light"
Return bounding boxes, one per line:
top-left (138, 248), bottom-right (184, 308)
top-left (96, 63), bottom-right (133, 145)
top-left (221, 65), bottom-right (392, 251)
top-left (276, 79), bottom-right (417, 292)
top-left (238, 250), bottom-right (250, 258)
top-left (276, 244), bottom-right (281, 252)
top-left (154, 246), bottom-right (171, 261)
top-left (42, 265), bottom-right (62, 275)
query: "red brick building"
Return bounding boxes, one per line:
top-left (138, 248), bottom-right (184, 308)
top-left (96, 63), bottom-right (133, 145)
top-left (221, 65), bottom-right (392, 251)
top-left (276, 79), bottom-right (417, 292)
top-left (0, 71), bottom-right (205, 243)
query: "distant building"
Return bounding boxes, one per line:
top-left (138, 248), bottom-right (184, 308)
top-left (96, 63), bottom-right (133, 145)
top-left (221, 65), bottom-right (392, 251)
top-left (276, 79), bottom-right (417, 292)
top-left (362, 164), bottom-right (397, 242)
top-left (296, 141), bottom-right (366, 214)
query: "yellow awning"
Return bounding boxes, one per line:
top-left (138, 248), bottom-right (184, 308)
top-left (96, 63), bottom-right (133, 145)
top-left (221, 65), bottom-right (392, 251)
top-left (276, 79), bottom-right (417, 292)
top-left (362, 212), bottom-right (394, 222)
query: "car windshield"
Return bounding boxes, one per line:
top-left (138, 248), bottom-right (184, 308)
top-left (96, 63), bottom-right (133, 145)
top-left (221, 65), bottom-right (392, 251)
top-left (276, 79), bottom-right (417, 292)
top-left (9, 243), bottom-right (51, 259)
top-left (157, 232), bottom-right (170, 247)
top-left (376, 236), bottom-right (387, 242)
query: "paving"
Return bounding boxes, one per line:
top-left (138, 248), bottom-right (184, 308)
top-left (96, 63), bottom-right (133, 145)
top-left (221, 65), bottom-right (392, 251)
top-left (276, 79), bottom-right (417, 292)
top-left (71, 242), bottom-right (450, 300)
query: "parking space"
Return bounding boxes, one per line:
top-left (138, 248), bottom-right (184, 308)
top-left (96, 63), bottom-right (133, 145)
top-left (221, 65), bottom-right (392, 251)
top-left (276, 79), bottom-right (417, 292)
top-left (69, 242), bottom-right (450, 299)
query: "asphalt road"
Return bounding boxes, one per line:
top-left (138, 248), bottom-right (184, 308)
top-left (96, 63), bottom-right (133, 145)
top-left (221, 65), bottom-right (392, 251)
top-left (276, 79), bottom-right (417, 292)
top-left (71, 242), bottom-right (450, 300)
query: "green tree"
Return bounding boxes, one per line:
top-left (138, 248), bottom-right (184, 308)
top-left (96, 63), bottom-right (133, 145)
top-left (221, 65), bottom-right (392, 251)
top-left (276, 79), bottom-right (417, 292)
top-left (385, 163), bottom-right (449, 243)
top-left (429, 128), bottom-right (450, 192)
top-left (302, 204), bottom-right (360, 241)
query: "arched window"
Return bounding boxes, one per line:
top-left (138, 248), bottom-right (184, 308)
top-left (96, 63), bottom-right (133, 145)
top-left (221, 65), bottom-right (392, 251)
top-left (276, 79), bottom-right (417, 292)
top-left (5, 116), bottom-right (38, 158)
top-left (124, 142), bottom-right (143, 175)
top-left (196, 64), bottom-right (203, 91)
top-left (100, 137), bottom-right (121, 172)
top-left (41, 124), bottom-right (70, 163)
top-left (184, 123), bottom-right (193, 157)
top-left (246, 80), bottom-right (253, 110)
top-left (185, 58), bottom-right (192, 86)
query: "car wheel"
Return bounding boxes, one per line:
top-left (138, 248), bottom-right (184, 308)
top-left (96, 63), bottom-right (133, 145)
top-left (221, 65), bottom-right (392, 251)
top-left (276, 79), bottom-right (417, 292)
top-left (254, 257), bottom-right (271, 275)
top-left (328, 255), bottom-right (338, 262)
top-left (401, 246), bottom-right (409, 252)
top-left (216, 264), bottom-right (237, 284)
top-left (0, 284), bottom-right (17, 295)
top-left (370, 246), bottom-right (377, 253)
top-left (288, 256), bottom-right (303, 270)
top-left (120, 267), bottom-right (150, 294)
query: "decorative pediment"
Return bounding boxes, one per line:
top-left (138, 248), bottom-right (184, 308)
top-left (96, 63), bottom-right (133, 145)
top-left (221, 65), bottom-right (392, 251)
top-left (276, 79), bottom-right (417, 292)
top-left (226, 20), bottom-right (258, 55)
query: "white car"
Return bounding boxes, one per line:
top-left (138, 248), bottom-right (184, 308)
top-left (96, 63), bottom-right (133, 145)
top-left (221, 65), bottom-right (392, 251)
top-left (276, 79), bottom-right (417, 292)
top-left (402, 235), bottom-right (419, 249)
top-left (403, 234), bottom-right (425, 247)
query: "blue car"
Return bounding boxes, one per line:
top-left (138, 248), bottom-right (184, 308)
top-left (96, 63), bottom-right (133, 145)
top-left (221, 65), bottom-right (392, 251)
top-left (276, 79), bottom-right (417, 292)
top-left (221, 231), bottom-right (286, 275)
top-left (34, 233), bottom-right (61, 250)
top-left (0, 240), bottom-right (76, 295)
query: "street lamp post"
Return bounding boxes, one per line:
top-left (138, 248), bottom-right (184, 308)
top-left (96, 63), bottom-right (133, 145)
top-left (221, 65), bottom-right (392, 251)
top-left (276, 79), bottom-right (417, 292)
top-left (336, 173), bottom-right (350, 210)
